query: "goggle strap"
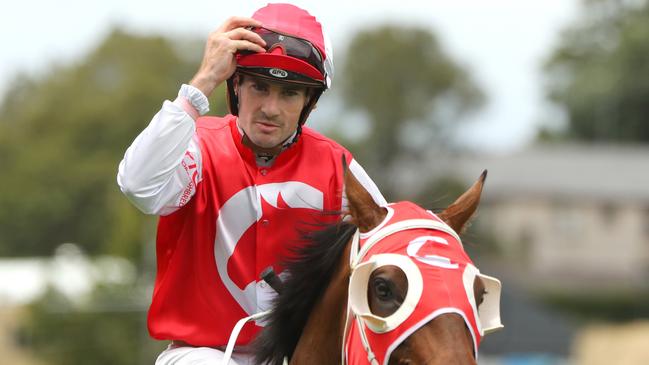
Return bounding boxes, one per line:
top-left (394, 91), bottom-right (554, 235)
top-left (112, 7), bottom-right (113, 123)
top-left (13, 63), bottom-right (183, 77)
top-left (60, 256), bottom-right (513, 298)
top-left (349, 229), bottom-right (361, 268)
top-left (254, 27), bottom-right (325, 75)
top-left (298, 88), bottom-right (324, 125)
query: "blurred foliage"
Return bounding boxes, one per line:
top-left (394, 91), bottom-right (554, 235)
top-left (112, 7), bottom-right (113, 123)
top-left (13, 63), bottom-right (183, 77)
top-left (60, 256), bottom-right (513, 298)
top-left (543, 0), bottom-right (649, 142)
top-left (411, 175), bottom-right (469, 211)
top-left (412, 176), bottom-right (502, 258)
top-left (0, 28), bottom-right (212, 365)
top-left (339, 25), bottom-right (484, 198)
top-left (0, 29), bottom-right (212, 260)
top-left (18, 285), bottom-right (165, 365)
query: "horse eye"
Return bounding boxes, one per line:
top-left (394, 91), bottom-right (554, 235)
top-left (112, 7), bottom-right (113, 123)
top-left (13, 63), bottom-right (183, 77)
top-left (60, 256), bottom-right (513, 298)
top-left (367, 266), bottom-right (407, 317)
top-left (372, 278), bottom-right (393, 300)
top-left (474, 277), bottom-right (487, 307)
top-left (477, 289), bottom-right (487, 306)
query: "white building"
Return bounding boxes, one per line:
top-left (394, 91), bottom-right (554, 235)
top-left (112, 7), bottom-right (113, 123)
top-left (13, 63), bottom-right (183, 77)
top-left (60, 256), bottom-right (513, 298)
top-left (447, 143), bottom-right (649, 290)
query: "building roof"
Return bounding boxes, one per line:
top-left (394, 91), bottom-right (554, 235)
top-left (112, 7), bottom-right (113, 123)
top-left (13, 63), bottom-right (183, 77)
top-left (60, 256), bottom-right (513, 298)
top-left (447, 143), bottom-right (649, 203)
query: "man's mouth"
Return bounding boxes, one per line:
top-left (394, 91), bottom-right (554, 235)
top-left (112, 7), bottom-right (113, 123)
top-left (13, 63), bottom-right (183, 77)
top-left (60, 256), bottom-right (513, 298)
top-left (256, 121), bottom-right (279, 131)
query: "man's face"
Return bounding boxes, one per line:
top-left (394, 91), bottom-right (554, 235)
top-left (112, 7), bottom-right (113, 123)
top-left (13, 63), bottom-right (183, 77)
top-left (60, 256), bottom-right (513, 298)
top-left (236, 75), bottom-right (310, 149)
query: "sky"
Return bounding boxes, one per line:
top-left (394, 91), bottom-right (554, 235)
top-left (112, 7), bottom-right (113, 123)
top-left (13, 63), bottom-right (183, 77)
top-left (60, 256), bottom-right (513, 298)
top-left (0, 0), bottom-right (581, 151)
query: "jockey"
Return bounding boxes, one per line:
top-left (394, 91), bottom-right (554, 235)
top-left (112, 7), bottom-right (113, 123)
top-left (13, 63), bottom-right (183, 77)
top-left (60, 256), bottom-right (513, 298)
top-left (117, 3), bottom-right (386, 365)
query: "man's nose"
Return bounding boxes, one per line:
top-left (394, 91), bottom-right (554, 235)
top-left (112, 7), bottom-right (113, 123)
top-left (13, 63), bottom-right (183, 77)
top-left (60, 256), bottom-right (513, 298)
top-left (260, 91), bottom-right (281, 119)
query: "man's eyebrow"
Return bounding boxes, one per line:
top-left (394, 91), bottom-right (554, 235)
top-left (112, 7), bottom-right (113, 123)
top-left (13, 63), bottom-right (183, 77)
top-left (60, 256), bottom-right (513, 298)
top-left (283, 86), bottom-right (304, 92)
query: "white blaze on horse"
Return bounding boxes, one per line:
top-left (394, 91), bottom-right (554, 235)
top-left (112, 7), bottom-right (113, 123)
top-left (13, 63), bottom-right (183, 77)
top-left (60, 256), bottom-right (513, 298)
top-left (251, 167), bottom-right (503, 365)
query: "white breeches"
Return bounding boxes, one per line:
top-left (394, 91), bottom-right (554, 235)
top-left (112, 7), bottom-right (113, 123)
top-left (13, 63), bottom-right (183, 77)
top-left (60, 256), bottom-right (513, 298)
top-left (155, 344), bottom-right (255, 365)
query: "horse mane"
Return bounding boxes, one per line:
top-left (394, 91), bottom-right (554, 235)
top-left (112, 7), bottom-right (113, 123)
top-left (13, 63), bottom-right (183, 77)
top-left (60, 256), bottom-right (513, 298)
top-left (254, 220), bottom-right (357, 365)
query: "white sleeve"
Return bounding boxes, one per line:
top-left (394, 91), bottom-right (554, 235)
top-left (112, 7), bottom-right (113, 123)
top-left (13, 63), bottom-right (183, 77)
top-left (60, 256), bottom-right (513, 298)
top-left (117, 95), bottom-right (204, 216)
top-left (343, 158), bottom-right (388, 210)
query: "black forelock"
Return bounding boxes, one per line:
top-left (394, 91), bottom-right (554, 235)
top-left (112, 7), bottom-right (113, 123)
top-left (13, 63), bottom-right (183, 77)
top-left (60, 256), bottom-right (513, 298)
top-left (253, 220), bottom-right (356, 365)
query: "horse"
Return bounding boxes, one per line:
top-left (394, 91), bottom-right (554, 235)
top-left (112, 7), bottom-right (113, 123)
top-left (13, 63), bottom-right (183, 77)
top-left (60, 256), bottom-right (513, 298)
top-left (253, 168), bottom-right (503, 365)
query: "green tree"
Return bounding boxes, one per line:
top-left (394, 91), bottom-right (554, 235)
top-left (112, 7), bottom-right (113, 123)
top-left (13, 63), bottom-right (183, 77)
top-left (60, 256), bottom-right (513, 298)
top-left (18, 285), bottom-right (165, 365)
top-left (338, 25), bottom-right (484, 197)
top-left (0, 29), bottom-right (221, 260)
top-left (543, 0), bottom-right (649, 142)
top-left (0, 28), bottom-right (225, 365)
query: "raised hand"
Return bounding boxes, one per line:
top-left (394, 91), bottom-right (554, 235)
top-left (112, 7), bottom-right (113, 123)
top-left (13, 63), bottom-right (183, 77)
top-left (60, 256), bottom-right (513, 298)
top-left (190, 16), bottom-right (267, 97)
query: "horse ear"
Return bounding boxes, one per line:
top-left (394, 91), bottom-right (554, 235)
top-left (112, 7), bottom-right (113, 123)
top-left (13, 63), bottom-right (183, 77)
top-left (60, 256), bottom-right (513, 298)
top-left (343, 156), bottom-right (387, 233)
top-left (438, 170), bottom-right (487, 234)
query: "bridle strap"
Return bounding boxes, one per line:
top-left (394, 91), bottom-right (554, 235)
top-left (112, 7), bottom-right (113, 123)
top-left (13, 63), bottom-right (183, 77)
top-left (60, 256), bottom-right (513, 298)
top-left (340, 301), bottom-right (379, 365)
top-left (349, 229), bottom-right (361, 267)
top-left (356, 316), bottom-right (379, 365)
top-left (342, 229), bottom-right (360, 365)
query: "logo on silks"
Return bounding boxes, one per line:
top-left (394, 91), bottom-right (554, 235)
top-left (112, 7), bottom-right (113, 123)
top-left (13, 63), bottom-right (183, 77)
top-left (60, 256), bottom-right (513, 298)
top-left (269, 68), bottom-right (288, 78)
top-left (214, 182), bottom-right (324, 317)
top-left (344, 201), bottom-right (503, 365)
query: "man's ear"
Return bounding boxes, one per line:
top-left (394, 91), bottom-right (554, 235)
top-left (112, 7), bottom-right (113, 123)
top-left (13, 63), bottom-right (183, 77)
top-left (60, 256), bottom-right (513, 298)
top-left (304, 88), bottom-right (316, 108)
top-left (309, 89), bottom-right (317, 110)
top-left (233, 74), bottom-right (241, 96)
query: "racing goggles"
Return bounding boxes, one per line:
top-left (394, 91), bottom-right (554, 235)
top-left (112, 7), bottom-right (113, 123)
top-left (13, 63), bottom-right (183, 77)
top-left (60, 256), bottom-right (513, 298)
top-left (348, 253), bottom-right (423, 333)
top-left (348, 253), bottom-right (503, 336)
top-left (241, 27), bottom-right (326, 81)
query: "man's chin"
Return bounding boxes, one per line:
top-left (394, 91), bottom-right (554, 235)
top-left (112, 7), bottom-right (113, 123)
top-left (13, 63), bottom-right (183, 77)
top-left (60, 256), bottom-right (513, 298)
top-left (247, 135), bottom-right (280, 150)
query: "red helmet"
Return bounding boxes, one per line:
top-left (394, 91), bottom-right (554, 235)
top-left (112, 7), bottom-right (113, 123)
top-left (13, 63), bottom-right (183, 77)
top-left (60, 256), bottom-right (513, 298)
top-left (227, 3), bottom-right (334, 122)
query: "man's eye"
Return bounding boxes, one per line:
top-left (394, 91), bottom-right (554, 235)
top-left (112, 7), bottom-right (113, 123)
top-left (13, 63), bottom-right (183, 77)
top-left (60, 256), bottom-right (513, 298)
top-left (252, 83), bottom-right (267, 91)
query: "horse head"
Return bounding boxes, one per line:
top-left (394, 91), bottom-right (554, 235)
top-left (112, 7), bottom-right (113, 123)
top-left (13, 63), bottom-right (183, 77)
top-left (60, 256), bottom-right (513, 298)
top-left (254, 168), bottom-right (502, 365)
top-left (344, 169), bottom-right (502, 364)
